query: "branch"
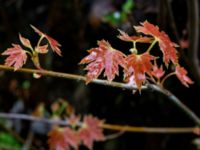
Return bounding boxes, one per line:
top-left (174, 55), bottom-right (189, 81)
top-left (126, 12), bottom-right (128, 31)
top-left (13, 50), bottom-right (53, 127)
top-left (0, 64), bottom-right (200, 125)
top-left (148, 84), bottom-right (200, 125)
top-left (0, 112), bottom-right (197, 134)
top-left (0, 64), bottom-right (146, 90)
top-left (187, 0), bottom-right (200, 86)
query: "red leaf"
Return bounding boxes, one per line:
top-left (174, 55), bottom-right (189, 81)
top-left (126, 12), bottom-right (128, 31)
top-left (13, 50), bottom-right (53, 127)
top-left (179, 39), bottom-right (189, 49)
top-left (175, 66), bottom-right (193, 87)
top-left (118, 30), bottom-right (152, 43)
top-left (79, 115), bottom-right (105, 149)
top-left (125, 52), bottom-right (155, 90)
top-left (19, 34), bottom-right (32, 48)
top-left (35, 45), bottom-right (48, 54)
top-left (2, 44), bottom-right (27, 70)
top-left (31, 25), bottom-right (62, 56)
top-left (48, 127), bottom-right (79, 150)
top-left (151, 63), bottom-right (165, 79)
top-left (134, 21), bottom-right (178, 65)
top-left (80, 40), bottom-right (126, 83)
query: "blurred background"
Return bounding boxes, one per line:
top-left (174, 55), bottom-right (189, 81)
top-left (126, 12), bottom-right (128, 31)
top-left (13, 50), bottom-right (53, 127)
top-left (0, 0), bottom-right (200, 149)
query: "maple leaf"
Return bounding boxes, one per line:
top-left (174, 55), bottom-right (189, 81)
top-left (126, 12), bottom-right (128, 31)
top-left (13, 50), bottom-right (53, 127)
top-left (35, 45), bottom-right (48, 54)
top-left (175, 66), bottom-right (193, 87)
top-left (80, 40), bottom-right (126, 83)
top-left (118, 29), bottom-right (152, 43)
top-left (125, 52), bottom-right (155, 90)
top-left (19, 34), bottom-right (32, 49)
top-left (2, 44), bottom-right (27, 70)
top-left (48, 127), bottom-right (79, 150)
top-left (151, 63), bottom-right (165, 79)
top-left (134, 21), bottom-right (178, 65)
top-left (79, 115), bottom-right (105, 149)
top-left (30, 25), bottom-right (62, 56)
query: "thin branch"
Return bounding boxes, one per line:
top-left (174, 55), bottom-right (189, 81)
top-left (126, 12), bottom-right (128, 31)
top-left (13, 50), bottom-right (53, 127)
top-left (0, 64), bottom-right (200, 126)
top-left (0, 64), bottom-right (145, 90)
top-left (101, 123), bottom-right (195, 134)
top-left (104, 130), bottom-right (125, 140)
top-left (0, 112), bottom-right (197, 134)
top-left (148, 84), bottom-right (200, 125)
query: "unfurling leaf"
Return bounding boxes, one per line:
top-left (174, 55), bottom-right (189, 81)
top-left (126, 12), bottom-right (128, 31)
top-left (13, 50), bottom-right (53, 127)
top-left (48, 127), bottom-right (79, 150)
top-left (134, 21), bottom-right (178, 65)
top-left (80, 40), bottom-right (126, 83)
top-left (118, 29), bottom-right (152, 43)
top-left (31, 25), bottom-right (62, 56)
top-left (2, 44), bottom-right (27, 70)
top-left (151, 63), bottom-right (165, 79)
top-left (19, 34), bottom-right (32, 49)
top-left (35, 45), bottom-right (48, 54)
top-left (175, 66), bottom-right (193, 87)
top-left (79, 115), bottom-right (105, 149)
top-left (124, 52), bottom-right (155, 90)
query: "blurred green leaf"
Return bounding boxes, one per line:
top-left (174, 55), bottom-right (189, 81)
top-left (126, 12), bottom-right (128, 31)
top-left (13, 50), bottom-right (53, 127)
top-left (103, 0), bottom-right (134, 26)
top-left (0, 132), bottom-right (21, 150)
top-left (103, 11), bottom-right (123, 26)
top-left (122, 0), bottom-right (134, 13)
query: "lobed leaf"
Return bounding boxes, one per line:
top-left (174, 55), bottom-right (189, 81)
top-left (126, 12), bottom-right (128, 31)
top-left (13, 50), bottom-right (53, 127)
top-left (125, 52), bottom-right (155, 90)
top-left (79, 115), bottom-right (105, 149)
top-left (48, 127), bottom-right (79, 150)
top-left (2, 44), bottom-right (27, 70)
top-left (175, 66), bottom-right (193, 87)
top-left (151, 63), bottom-right (165, 79)
top-left (134, 21), bottom-right (178, 65)
top-left (80, 40), bottom-right (126, 83)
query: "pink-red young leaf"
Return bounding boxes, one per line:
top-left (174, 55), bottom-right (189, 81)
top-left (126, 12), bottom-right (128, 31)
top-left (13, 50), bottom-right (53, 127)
top-left (175, 66), bottom-right (193, 87)
top-left (35, 45), bottom-right (48, 54)
top-left (134, 21), bottom-right (178, 65)
top-left (2, 44), bottom-right (27, 70)
top-left (80, 40), bottom-right (126, 83)
top-left (124, 52), bottom-right (155, 90)
top-left (19, 34), bottom-right (32, 49)
top-left (118, 29), bottom-right (152, 43)
top-left (48, 127), bottom-right (79, 150)
top-left (79, 115), bottom-right (105, 149)
top-left (180, 39), bottom-right (189, 49)
top-left (30, 25), bottom-right (62, 56)
top-left (151, 63), bottom-right (165, 79)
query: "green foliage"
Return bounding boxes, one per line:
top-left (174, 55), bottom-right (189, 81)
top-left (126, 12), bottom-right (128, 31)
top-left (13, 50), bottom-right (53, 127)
top-left (0, 131), bottom-right (21, 150)
top-left (122, 0), bottom-right (134, 13)
top-left (103, 0), bottom-right (134, 26)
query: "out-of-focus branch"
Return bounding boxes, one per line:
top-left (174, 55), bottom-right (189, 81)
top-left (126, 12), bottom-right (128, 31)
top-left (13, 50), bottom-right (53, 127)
top-left (159, 0), bottom-right (189, 64)
top-left (0, 112), bottom-right (198, 134)
top-left (0, 64), bottom-right (200, 125)
top-left (187, 0), bottom-right (200, 86)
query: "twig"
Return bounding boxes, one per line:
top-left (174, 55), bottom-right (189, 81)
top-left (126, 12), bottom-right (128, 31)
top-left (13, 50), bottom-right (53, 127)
top-left (104, 130), bottom-right (125, 140)
top-left (0, 64), bottom-right (145, 90)
top-left (0, 112), bottom-right (197, 134)
top-left (0, 65), bottom-right (200, 126)
top-left (148, 84), bottom-right (200, 125)
top-left (101, 123), bottom-right (195, 134)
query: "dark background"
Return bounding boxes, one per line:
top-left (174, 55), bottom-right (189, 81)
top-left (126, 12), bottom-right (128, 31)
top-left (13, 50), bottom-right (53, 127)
top-left (0, 0), bottom-right (200, 150)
